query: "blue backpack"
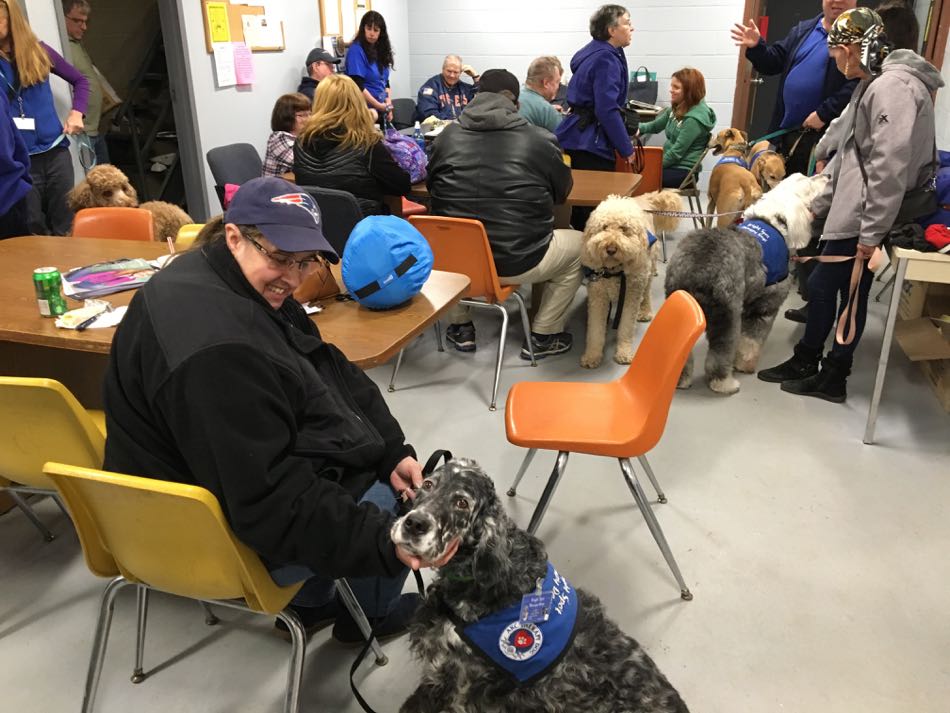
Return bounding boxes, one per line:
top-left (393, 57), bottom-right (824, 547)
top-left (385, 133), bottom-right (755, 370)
top-left (341, 216), bottom-right (434, 310)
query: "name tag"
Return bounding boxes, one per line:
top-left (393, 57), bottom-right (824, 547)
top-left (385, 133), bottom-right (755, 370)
top-left (13, 116), bottom-right (36, 131)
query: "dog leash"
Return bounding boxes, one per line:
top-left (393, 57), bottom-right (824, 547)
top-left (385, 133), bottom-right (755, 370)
top-left (348, 450), bottom-right (453, 713)
top-left (749, 126), bottom-right (801, 145)
top-left (644, 208), bottom-right (745, 219)
top-left (792, 247), bottom-right (884, 345)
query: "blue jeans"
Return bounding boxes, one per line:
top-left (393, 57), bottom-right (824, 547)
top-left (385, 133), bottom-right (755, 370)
top-left (91, 134), bottom-right (110, 166)
top-left (269, 480), bottom-right (409, 618)
top-left (799, 237), bottom-right (874, 369)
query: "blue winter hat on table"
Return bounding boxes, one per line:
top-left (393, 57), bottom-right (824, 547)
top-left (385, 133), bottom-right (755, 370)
top-left (342, 216), bottom-right (434, 310)
top-left (224, 177), bottom-right (339, 262)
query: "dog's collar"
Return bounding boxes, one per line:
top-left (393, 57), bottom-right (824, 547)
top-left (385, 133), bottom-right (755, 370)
top-left (749, 149), bottom-right (776, 166)
top-left (587, 267), bottom-right (624, 281)
top-left (716, 155), bottom-right (750, 170)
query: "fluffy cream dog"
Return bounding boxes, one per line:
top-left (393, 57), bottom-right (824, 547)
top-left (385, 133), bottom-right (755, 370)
top-left (68, 164), bottom-right (193, 241)
top-left (580, 191), bottom-right (681, 368)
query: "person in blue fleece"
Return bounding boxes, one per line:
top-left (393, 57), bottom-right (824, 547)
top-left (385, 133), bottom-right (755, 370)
top-left (556, 4), bottom-right (635, 229)
top-left (0, 89), bottom-right (31, 239)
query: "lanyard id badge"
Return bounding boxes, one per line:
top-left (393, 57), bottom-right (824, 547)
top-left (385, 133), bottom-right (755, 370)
top-left (13, 116), bottom-right (36, 131)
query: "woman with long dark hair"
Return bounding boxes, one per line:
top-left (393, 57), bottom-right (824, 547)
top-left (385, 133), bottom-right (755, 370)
top-left (345, 10), bottom-right (394, 121)
top-left (637, 67), bottom-right (715, 187)
top-left (0, 0), bottom-right (89, 235)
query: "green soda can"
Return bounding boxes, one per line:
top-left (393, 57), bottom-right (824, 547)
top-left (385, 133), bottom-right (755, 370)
top-left (33, 267), bottom-right (68, 317)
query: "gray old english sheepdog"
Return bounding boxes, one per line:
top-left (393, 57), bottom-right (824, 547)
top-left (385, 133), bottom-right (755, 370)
top-left (392, 459), bottom-right (690, 713)
top-left (665, 172), bottom-right (829, 394)
top-left (580, 191), bottom-right (682, 368)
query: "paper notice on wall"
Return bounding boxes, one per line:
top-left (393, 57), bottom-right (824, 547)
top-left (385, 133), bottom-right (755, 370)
top-left (206, 2), bottom-right (231, 43)
top-left (232, 42), bottom-right (255, 85)
top-left (322, 35), bottom-right (336, 53)
top-left (242, 14), bottom-right (283, 49)
top-left (212, 42), bottom-right (236, 87)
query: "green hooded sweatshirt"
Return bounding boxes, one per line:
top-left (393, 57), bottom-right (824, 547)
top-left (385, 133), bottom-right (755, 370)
top-left (638, 100), bottom-right (716, 171)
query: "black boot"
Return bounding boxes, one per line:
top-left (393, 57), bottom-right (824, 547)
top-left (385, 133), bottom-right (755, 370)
top-left (784, 304), bottom-right (809, 323)
top-left (757, 344), bottom-right (820, 383)
top-left (780, 356), bottom-right (849, 403)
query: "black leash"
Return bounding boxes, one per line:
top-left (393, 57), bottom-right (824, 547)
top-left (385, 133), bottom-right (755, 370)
top-left (349, 450), bottom-right (453, 713)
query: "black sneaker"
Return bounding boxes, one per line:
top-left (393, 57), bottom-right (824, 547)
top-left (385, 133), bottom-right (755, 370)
top-left (757, 347), bottom-right (820, 383)
top-left (331, 592), bottom-right (422, 645)
top-left (445, 322), bottom-right (476, 352)
top-left (274, 598), bottom-right (341, 642)
top-left (784, 304), bottom-right (809, 323)
top-left (521, 331), bottom-right (573, 360)
top-left (780, 358), bottom-right (848, 403)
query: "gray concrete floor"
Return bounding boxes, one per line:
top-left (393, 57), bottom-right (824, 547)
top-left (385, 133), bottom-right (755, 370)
top-left (3, 219), bottom-right (950, 712)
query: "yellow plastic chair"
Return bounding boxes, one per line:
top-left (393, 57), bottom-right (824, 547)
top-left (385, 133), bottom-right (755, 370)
top-left (42, 462), bottom-right (386, 713)
top-left (175, 223), bottom-right (205, 249)
top-left (0, 377), bottom-right (106, 541)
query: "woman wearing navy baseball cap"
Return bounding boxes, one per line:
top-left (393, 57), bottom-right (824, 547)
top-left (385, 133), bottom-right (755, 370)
top-left (102, 177), bottom-right (450, 643)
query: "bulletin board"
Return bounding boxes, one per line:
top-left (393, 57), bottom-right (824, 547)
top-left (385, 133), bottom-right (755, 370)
top-left (201, 1), bottom-right (286, 53)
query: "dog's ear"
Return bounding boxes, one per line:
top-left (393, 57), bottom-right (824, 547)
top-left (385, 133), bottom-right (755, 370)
top-left (67, 181), bottom-right (94, 211)
top-left (751, 159), bottom-right (764, 185)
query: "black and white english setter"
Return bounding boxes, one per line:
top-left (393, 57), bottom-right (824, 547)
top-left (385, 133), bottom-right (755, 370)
top-left (391, 458), bottom-right (690, 713)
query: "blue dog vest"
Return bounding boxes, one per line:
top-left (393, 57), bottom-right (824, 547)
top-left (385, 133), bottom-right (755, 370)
top-left (737, 219), bottom-right (789, 286)
top-left (455, 562), bottom-right (579, 687)
top-left (647, 230), bottom-right (657, 248)
top-left (716, 155), bottom-right (749, 170)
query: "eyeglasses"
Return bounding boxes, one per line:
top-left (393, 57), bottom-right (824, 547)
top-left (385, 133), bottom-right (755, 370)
top-left (65, 15), bottom-right (88, 25)
top-left (243, 234), bottom-right (323, 272)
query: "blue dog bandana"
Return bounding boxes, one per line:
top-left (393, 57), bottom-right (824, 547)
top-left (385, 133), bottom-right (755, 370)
top-left (455, 562), bottom-right (579, 687)
top-left (716, 155), bottom-right (750, 170)
top-left (737, 219), bottom-right (789, 286)
top-left (647, 230), bottom-right (657, 248)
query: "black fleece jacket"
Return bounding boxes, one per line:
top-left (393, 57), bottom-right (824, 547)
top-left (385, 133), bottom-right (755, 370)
top-left (103, 241), bottom-right (410, 579)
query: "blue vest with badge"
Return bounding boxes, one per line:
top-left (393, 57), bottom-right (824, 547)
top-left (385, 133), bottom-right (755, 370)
top-left (737, 219), bottom-right (789, 286)
top-left (454, 562), bottom-right (579, 687)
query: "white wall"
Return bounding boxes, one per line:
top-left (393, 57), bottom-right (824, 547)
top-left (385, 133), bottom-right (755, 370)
top-left (405, 0), bottom-right (744, 123)
top-left (936, 32), bottom-right (950, 150)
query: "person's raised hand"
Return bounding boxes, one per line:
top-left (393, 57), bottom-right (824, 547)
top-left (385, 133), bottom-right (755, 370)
top-left (390, 456), bottom-right (423, 500)
top-left (730, 19), bottom-right (761, 48)
top-left (461, 64), bottom-right (479, 79)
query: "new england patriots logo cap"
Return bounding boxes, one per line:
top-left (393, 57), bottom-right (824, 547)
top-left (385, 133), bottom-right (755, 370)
top-left (224, 177), bottom-right (339, 263)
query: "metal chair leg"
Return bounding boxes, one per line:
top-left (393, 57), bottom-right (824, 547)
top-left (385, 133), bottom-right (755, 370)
top-left (274, 608), bottom-right (306, 713)
top-left (874, 272), bottom-right (897, 303)
top-left (659, 231), bottom-right (668, 263)
top-left (387, 349), bottom-right (405, 393)
top-left (8, 491), bottom-right (54, 542)
top-left (433, 319), bottom-right (444, 352)
top-left (619, 459), bottom-right (691, 600)
top-left (335, 579), bottom-right (388, 666)
top-left (488, 304), bottom-right (510, 411)
top-left (636, 454), bottom-right (667, 504)
top-left (526, 451), bottom-right (570, 536)
top-left (200, 601), bottom-right (220, 626)
top-left (507, 448), bottom-right (538, 496)
top-left (511, 291), bottom-right (536, 366)
top-left (83, 577), bottom-right (132, 713)
top-left (131, 585), bottom-right (149, 683)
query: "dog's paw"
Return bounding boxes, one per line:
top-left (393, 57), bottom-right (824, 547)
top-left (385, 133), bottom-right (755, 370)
top-left (613, 347), bottom-right (634, 365)
top-left (580, 352), bottom-right (602, 369)
top-left (708, 376), bottom-right (741, 395)
top-left (636, 311), bottom-right (653, 323)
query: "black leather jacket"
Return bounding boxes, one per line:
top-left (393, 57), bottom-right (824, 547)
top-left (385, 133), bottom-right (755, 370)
top-left (427, 93), bottom-right (573, 276)
top-left (103, 241), bottom-right (411, 578)
top-left (294, 134), bottom-right (411, 217)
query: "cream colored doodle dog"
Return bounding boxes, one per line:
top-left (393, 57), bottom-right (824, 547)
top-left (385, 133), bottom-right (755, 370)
top-left (580, 191), bottom-right (680, 368)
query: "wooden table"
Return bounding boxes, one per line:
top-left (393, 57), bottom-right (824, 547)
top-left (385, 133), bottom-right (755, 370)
top-left (409, 169), bottom-right (641, 207)
top-left (865, 247), bottom-right (950, 444)
top-left (0, 236), bottom-right (468, 406)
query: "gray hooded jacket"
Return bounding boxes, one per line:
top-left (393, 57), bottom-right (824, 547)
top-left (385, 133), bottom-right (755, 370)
top-left (812, 50), bottom-right (944, 247)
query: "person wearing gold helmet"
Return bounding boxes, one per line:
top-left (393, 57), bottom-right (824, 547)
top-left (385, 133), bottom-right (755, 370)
top-left (758, 7), bottom-right (944, 403)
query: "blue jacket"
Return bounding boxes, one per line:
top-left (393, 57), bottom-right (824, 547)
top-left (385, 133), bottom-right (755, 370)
top-left (745, 14), bottom-right (858, 132)
top-left (555, 40), bottom-right (632, 161)
top-left (0, 91), bottom-right (31, 215)
top-left (415, 74), bottom-right (476, 122)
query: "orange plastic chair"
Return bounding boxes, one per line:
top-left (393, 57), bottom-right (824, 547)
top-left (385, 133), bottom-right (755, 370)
top-left (505, 290), bottom-right (706, 599)
top-left (72, 207), bottom-right (154, 242)
top-left (398, 215), bottom-right (536, 411)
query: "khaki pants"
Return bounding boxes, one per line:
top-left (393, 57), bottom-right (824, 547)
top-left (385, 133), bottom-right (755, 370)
top-left (447, 229), bottom-right (583, 335)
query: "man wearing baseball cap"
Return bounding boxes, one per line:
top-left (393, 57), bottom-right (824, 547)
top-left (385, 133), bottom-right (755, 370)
top-left (298, 47), bottom-right (341, 102)
top-left (104, 177), bottom-right (446, 645)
